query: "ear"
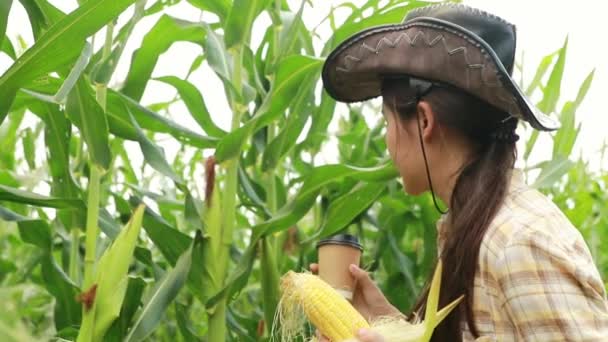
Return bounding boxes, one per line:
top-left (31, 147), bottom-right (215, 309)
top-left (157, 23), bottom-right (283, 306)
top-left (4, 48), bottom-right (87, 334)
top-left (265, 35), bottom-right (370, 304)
top-left (416, 101), bottom-right (436, 141)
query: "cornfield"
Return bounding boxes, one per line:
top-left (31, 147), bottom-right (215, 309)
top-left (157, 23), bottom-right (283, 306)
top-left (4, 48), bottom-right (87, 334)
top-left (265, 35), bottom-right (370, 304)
top-left (0, 0), bottom-right (605, 341)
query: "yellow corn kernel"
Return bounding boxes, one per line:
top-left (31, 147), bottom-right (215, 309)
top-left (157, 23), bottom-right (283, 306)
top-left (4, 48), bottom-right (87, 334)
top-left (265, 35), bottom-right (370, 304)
top-left (278, 271), bottom-right (369, 341)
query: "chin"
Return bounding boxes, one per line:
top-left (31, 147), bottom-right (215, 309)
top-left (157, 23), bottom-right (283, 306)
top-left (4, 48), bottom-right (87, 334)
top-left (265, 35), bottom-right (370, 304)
top-left (402, 177), bottom-right (426, 196)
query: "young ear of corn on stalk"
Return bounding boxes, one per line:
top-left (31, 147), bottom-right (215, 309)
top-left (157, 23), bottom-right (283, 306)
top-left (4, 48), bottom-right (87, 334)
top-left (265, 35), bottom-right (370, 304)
top-left (274, 260), bottom-right (463, 342)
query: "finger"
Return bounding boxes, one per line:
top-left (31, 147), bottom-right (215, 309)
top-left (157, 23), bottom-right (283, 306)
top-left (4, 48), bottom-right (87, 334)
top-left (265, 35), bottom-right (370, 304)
top-left (315, 329), bottom-right (329, 342)
top-left (349, 264), bottom-right (375, 288)
top-left (309, 263), bottom-right (319, 274)
top-left (356, 328), bottom-right (385, 342)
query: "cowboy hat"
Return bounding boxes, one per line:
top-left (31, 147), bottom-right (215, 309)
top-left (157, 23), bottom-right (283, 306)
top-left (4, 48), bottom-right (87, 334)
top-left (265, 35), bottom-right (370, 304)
top-left (321, 3), bottom-right (560, 131)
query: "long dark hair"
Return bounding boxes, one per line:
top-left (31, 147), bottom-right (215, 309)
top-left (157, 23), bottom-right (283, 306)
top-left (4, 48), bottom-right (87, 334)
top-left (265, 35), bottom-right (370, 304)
top-left (381, 77), bottom-right (518, 340)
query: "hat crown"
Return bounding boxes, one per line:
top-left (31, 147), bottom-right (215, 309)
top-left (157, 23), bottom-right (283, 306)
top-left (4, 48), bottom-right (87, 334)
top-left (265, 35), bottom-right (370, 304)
top-left (405, 4), bottom-right (517, 75)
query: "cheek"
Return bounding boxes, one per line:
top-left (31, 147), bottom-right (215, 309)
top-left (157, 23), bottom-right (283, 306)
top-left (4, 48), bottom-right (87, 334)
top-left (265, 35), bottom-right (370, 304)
top-left (385, 123), bottom-right (397, 159)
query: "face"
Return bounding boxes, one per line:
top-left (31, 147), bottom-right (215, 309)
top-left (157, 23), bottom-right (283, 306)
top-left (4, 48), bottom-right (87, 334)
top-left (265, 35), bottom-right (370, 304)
top-left (382, 103), bottom-right (429, 195)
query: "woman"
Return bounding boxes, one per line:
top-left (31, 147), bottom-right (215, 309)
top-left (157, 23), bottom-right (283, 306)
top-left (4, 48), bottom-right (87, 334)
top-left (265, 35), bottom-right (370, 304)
top-left (312, 3), bottom-right (608, 341)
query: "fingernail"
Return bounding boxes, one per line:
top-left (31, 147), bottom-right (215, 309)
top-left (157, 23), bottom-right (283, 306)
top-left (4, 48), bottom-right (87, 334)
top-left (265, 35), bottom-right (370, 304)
top-left (349, 264), bottom-right (359, 272)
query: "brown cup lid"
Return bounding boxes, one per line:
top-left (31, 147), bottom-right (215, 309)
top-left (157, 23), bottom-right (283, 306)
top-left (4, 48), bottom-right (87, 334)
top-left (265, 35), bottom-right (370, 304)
top-left (316, 234), bottom-right (363, 251)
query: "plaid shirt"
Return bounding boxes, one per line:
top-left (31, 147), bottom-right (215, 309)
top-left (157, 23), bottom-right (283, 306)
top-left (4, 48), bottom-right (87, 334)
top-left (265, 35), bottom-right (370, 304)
top-left (435, 169), bottom-right (608, 341)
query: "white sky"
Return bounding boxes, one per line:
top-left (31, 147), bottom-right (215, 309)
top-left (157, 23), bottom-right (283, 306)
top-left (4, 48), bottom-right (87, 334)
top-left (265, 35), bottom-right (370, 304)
top-left (2, 0), bottom-right (607, 174)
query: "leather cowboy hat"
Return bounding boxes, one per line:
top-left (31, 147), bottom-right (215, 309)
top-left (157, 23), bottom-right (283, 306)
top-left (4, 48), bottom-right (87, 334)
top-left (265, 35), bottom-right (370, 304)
top-left (321, 3), bottom-right (560, 131)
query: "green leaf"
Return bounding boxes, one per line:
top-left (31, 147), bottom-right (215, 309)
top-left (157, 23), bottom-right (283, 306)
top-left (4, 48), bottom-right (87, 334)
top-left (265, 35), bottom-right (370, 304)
top-left (127, 110), bottom-right (183, 184)
top-left (1, 35), bottom-right (15, 59)
top-left (91, 0), bottom-right (147, 85)
top-left (21, 42), bottom-right (93, 105)
top-left (552, 69), bottom-right (593, 158)
top-left (0, 0), bottom-right (138, 121)
top-left (268, 2), bottom-right (305, 70)
top-left (175, 303), bottom-right (200, 341)
top-left (107, 90), bottom-right (217, 149)
top-left (525, 51), bottom-right (557, 96)
top-left (326, 2), bottom-right (427, 51)
top-left (317, 182), bottom-right (385, 239)
top-left (261, 75), bottom-right (314, 171)
top-left (122, 15), bottom-right (205, 101)
top-left (105, 277), bottom-right (147, 341)
top-left (65, 77), bottom-right (112, 169)
top-left (154, 76), bottom-right (227, 138)
top-left (537, 37), bottom-right (568, 114)
top-left (215, 55), bottom-right (322, 162)
top-left (0, 0), bottom-right (11, 49)
top-left (130, 197), bottom-right (191, 265)
top-left (40, 103), bottom-right (83, 229)
top-left (206, 161), bottom-right (398, 308)
top-left (125, 237), bottom-right (196, 342)
top-left (224, 0), bottom-right (270, 48)
top-left (532, 156), bottom-right (574, 189)
top-left (22, 127), bottom-right (36, 170)
top-left (93, 205), bottom-right (145, 340)
top-left (41, 254), bottom-right (82, 331)
top-left (17, 219), bottom-right (52, 250)
top-left (0, 184), bottom-right (84, 209)
top-left (187, 0), bottom-right (231, 20)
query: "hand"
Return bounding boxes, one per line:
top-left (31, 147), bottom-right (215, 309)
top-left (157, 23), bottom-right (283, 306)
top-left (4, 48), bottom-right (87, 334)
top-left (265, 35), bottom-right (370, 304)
top-left (344, 328), bottom-right (385, 342)
top-left (316, 328), bottom-right (384, 342)
top-left (309, 263), bottom-right (402, 321)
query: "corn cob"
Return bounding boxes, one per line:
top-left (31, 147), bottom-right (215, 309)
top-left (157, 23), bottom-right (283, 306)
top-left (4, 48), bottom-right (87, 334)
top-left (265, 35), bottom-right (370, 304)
top-left (277, 271), bottom-right (369, 341)
top-left (275, 260), bottom-right (463, 342)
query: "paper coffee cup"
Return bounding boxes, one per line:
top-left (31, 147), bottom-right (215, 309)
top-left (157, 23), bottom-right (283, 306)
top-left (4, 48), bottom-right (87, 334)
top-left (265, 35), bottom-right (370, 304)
top-left (316, 234), bottom-right (363, 301)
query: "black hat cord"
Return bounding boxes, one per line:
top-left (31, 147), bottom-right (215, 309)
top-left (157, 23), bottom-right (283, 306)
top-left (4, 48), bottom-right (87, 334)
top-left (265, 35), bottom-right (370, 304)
top-left (414, 86), bottom-right (450, 215)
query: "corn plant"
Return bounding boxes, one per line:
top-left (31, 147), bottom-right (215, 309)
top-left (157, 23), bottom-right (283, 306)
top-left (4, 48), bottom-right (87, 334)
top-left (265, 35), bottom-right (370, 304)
top-left (0, 0), bottom-right (604, 341)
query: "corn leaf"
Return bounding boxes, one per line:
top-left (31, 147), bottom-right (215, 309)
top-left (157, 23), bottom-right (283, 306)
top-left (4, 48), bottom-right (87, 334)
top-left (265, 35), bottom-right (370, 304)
top-left (121, 15), bottom-right (205, 101)
top-left (317, 182), bottom-right (386, 239)
top-left (0, 184), bottom-right (84, 209)
top-left (17, 219), bottom-right (53, 250)
top-left (127, 109), bottom-right (183, 184)
top-left (187, 0), bottom-right (231, 20)
top-left (525, 51), bottom-right (557, 96)
top-left (125, 236), bottom-right (196, 342)
top-left (533, 156), bottom-right (574, 189)
top-left (0, 0), bottom-right (11, 48)
top-left (537, 37), bottom-right (568, 115)
top-left (129, 197), bottom-right (192, 265)
top-left (261, 75), bottom-right (314, 171)
top-left (0, 0), bottom-right (138, 121)
top-left (40, 102), bottom-right (83, 229)
top-left (22, 128), bottom-right (36, 170)
top-left (154, 76), bottom-right (227, 138)
top-left (206, 161), bottom-right (398, 308)
top-left (215, 55), bottom-right (322, 162)
top-left (107, 90), bottom-right (218, 149)
top-left (105, 277), bottom-right (147, 341)
top-left (41, 255), bottom-right (82, 331)
top-left (223, 0), bottom-right (270, 48)
top-left (65, 77), bottom-right (112, 169)
top-left (1, 35), bottom-right (15, 59)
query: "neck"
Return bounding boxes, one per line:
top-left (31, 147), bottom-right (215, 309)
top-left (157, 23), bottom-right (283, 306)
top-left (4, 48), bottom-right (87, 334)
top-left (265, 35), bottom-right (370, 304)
top-left (431, 143), bottom-right (472, 208)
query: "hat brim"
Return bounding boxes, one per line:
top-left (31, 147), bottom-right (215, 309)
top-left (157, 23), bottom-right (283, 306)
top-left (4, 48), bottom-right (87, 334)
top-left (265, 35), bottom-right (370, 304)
top-left (322, 17), bottom-right (560, 131)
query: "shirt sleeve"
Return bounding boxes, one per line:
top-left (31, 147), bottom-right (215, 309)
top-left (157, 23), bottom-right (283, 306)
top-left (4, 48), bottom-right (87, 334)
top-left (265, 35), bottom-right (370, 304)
top-left (493, 226), bottom-right (608, 341)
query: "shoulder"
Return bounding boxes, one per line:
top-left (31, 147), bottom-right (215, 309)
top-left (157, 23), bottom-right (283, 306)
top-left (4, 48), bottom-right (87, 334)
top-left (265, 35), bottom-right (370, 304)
top-left (480, 181), bottom-right (606, 301)
top-left (481, 177), bottom-right (587, 263)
